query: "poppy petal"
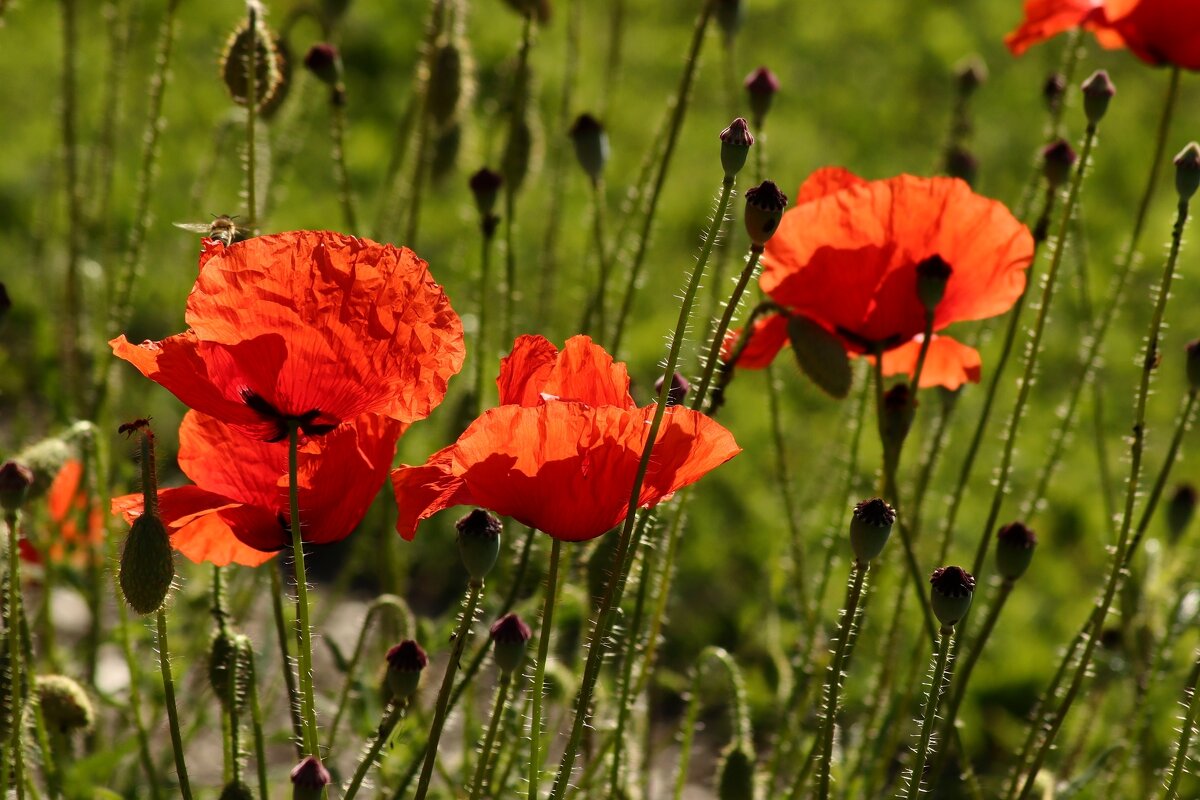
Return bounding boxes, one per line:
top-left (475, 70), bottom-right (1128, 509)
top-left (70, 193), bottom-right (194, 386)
top-left (1104, 0), bottom-right (1200, 69)
top-left (795, 166), bottom-right (868, 205)
top-left (48, 459), bottom-right (84, 523)
top-left (871, 335), bottom-right (983, 390)
top-left (391, 445), bottom-right (480, 541)
top-left (1004, 0), bottom-right (1103, 55)
top-left (498, 335), bottom-right (635, 408)
top-left (721, 314), bottom-right (790, 370)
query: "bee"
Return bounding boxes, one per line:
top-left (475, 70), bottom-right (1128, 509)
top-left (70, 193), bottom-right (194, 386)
top-left (118, 417), bottom-right (152, 438)
top-left (173, 215), bottom-right (251, 247)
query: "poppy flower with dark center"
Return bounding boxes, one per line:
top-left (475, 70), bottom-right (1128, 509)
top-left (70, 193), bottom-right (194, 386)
top-left (112, 410), bottom-right (404, 566)
top-left (111, 230), bottom-right (465, 442)
top-left (723, 168), bottom-right (1032, 389)
top-left (391, 335), bottom-right (740, 542)
top-left (1006, 0), bottom-right (1200, 70)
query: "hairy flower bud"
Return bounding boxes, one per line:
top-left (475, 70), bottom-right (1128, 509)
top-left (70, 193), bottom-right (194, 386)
top-left (428, 41), bottom-right (464, 125)
top-left (36, 675), bottom-right (94, 735)
top-left (220, 15), bottom-right (283, 110)
top-left (716, 746), bottom-right (756, 800)
top-left (119, 514), bottom-right (175, 615)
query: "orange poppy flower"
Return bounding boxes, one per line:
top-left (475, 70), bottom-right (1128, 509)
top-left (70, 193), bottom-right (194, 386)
top-left (20, 459), bottom-right (104, 566)
top-left (725, 168), bottom-right (1033, 389)
top-left (112, 411), bottom-right (404, 566)
top-left (391, 335), bottom-right (740, 542)
top-left (110, 231), bottom-right (465, 442)
top-left (1006, 0), bottom-right (1200, 70)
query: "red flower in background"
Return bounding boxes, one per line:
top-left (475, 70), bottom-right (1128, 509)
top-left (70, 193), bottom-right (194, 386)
top-left (111, 231), bottom-right (465, 442)
top-left (725, 168), bottom-right (1032, 389)
top-left (1006, 0), bottom-right (1200, 70)
top-left (20, 459), bottom-right (104, 566)
top-left (112, 411), bottom-right (403, 566)
top-left (391, 335), bottom-right (740, 542)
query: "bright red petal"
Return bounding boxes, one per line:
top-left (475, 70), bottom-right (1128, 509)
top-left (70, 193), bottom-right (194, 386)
top-left (1004, 0), bottom-right (1103, 54)
top-left (871, 334), bottom-right (983, 390)
top-left (498, 335), bottom-right (635, 408)
top-left (1105, 0), bottom-right (1200, 69)
top-left (721, 313), bottom-right (790, 369)
top-left (391, 445), bottom-right (479, 541)
top-left (795, 167), bottom-right (868, 205)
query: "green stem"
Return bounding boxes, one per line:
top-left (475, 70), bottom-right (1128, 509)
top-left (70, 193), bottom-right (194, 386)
top-left (241, 640), bottom-right (270, 800)
top-left (330, 84), bottom-right (358, 232)
top-left (474, 227), bottom-right (495, 414)
top-left (113, 586), bottom-right (162, 797)
top-left (31, 694), bottom-right (62, 800)
top-left (1016, 180), bottom-right (1192, 800)
top-left (288, 426), bottom-right (320, 758)
top-left (904, 626), bottom-right (955, 800)
top-left (608, 539), bottom-right (655, 798)
top-left (412, 580), bottom-right (484, 800)
top-left (815, 561), bottom-right (869, 800)
top-left (329, 595), bottom-right (412, 747)
top-left (60, 0), bottom-right (83, 412)
top-left (269, 565), bottom-right (305, 755)
top-left (227, 634), bottom-right (244, 787)
top-left (528, 538), bottom-right (562, 800)
top-left (693, 248), bottom-right (763, 407)
top-left (245, 3), bottom-right (258, 230)
top-left (582, 179), bottom-right (612, 337)
top-left (1161, 649), bottom-right (1200, 800)
top-left (156, 609), bottom-right (193, 800)
top-left (6, 510), bottom-right (27, 800)
top-left (468, 675), bottom-right (512, 800)
top-left (343, 703), bottom-right (404, 800)
top-left (548, 168), bottom-right (732, 800)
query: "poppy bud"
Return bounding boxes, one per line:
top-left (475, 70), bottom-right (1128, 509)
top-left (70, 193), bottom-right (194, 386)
top-left (916, 255), bottom-right (953, 313)
top-left (220, 16), bottom-right (283, 111)
top-left (929, 566), bottom-right (975, 627)
top-left (12, 422), bottom-right (92, 501)
top-left (457, 508), bottom-right (502, 582)
top-left (290, 755), bottom-right (331, 800)
top-left (1167, 484), bottom-right (1197, 543)
top-left (1186, 338), bottom-right (1200, 390)
top-left (1042, 72), bottom-right (1067, 112)
top-left (0, 460), bottom-right (34, 512)
top-left (744, 66), bottom-right (780, 124)
top-left (502, 116), bottom-right (533, 191)
top-left (302, 43), bottom-right (339, 85)
top-left (719, 118), bottom-right (754, 180)
top-left (655, 372), bottom-right (691, 407)
top-left (1081, 70), bottom-right (1115, 126)
top-left (220, 781), bottom-right (255, 800)
top-left (428, 42), bottom-right (464, 125)
top-left (786, 315), bottom-right (852, 399)
top-left (714, 0), bottom-right (743, 41)
top-left (469, 167), bottom-right (504, 221)
top-left (208, 627), bottom-right (241, 707)
top-left (119, 513), bottom-right (175, 615)
top-left (0, 282), bottom-right (9, 319)
top-left (995, 521), bottom-right (1037, 581)
top-left (716, 746), bottom-right (756, 800)
top-left (744, 180), bottom-right (788, 248)
top-left (1175, 143), bottom-right (1200, 201)
top-left (849, 497), bottom-right (895, 564)
top-left (945, 146), bottom-right (978, 187)
top-left (955, 56), bottom-right (987, 96)
top-left (490, 613), bottom-right (532, 676)
top-left (385, 639), bottom-right (428, 702)
top-left (569, 113), bottom-right (609, 183)
top-left (36, 674), bottom-right (94, 735)
top-left (1042, 139), bottom-right (1077, 189)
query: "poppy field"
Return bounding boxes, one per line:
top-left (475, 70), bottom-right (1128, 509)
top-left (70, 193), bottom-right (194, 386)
top-left (4, 0), bottom-right (1200, 798)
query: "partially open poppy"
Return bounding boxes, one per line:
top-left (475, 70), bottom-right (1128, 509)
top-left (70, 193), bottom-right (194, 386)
top-left (724, 168), bottom-right (1032, 390)
top-left (112, 410), bottom-right (403, 566)
top-left (391, 335), bottom-right (740, 542)
top-left (1006, 0), bottom-right (1200, 71)
top-left (111, 230), bottom-right (465, 442)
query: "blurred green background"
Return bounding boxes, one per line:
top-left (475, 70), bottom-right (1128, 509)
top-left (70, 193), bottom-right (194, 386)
top-left (2, 0), bottom-right (1199, 793)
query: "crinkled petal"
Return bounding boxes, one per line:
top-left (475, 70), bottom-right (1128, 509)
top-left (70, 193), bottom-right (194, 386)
top-left (795, 166), bottom-right (869, 205)
top-left (391, 445), bottom-right (479, 541)
top-left (498, 334), bottom-right (635, 408)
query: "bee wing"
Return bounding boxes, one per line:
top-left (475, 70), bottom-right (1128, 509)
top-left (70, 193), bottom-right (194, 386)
top-left (173, 221), bottom-right (212, 233)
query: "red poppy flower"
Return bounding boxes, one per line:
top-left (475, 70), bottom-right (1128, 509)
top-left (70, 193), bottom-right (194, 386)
top-left (110, 230), bottom-right (465, 442)
top-left (112, 411), bottom-right (403, 566)
top-left (725, 168), bottom-right (1032, 389)
top-left (20, 459), bottom-right (104, 566)
top-left (1006, 0), bottom-right (1200, 70)
top-left (391, 335), bottom-right (740, 542)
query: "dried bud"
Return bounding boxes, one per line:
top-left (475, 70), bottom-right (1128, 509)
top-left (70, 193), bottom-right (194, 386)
top-left (1042, 72), bottom-right (1067, 112)
top-left (569, 113), bottom-right (609, 183)
top-left (849, 497), bottom-right (895, 563)
top-left (955, 56), bottom-right (987, 95)
top-left (714, 0), bottom-right (743, 41)
top-left (916, 255), bottom-right (953, 313)
top-left (302, 43), bottom-right (339, 85)
top-left (1042, 139), bottom-right (1077, 189)
top-left (1081, 70), bottom-right (1115, 125)
top-left (719, 118), bottom-right (755, 180)
top-left (716, 746), bottom-right (756, 800)
top-left (469, 167), bottom-right (504, 221)
top-left (995, 521), bottom-right (1037, 581)
top-left (1167, 484), bottom-right (1197, 543)
top-left (428, 41), bottom-right (464, 125)
top-left (744, 66), bottom-right (780, 124)
top-left (219, 782), bottom-right (255, 800)
top-left (385, 640), bottom-right (428, 702)
top-left (0, 460), bottom-right (34, 511)
top-left (490, 613), bottom-right (533, 676)
top-left (36, 675), bottom-right (94, 735)
top-left (1186, 338), bottom-right (1200, 390)
top-left (655, 372), bottom-right (691, 407)
top-left (744, 180), bottom-right (788, 247)
top-left (929, 566), bottom-right (975, 627)
top-left (290, 756), bottom-right (331, 800)
top-left (1175, 143), bottom-right (1200, 201)
top-left (220, 16), bottom-right (283, 111)
top-left (945, 146), bottom-right (978, 187)
top-left (456, 509), bottom-right (502, 582)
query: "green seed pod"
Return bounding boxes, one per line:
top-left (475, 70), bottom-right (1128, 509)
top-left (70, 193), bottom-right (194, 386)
top-left (743, 180), bottom-right (787, 248)
top-left (428, 41), bottom-right (464, 126)
top-left (719, 118), bottom-right (754, 180)
top-left (929, 566), bottom-right (975, 627)
top-left (220, 16), bottom-right (283, 111)
top-left (219, 781), bottom-right (255, 800)
top-left (489, 613), bottom-right (532, 676)
top-left (716, 746), bottom-right (757, 800)
top-left (119, 513), bottom-right (175, 615)
top-left (849, 497), bottom-right (895, 564)
top-left (456, 509), bottom-right (502, 583)
top-left (995, 521), bottom-right (1037, 581)
top-left (13, 421), bottom-right (94, 501)
top-left (36, 675), bottom-right (95, 735)
top-left (385, 640), bottom-right (427, 703)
